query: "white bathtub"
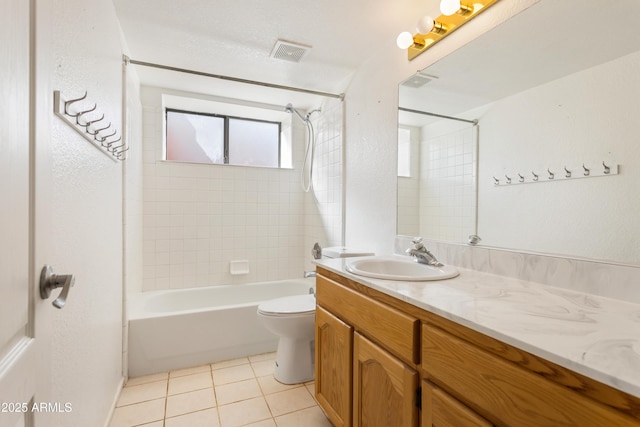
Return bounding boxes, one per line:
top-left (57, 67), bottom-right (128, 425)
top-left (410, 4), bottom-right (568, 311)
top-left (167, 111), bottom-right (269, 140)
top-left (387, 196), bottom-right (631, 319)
top-left (128, 278), bottom-right (316, 377)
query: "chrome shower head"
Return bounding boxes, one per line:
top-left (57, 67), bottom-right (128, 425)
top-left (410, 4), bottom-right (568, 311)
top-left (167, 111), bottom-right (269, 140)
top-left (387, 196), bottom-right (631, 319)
top-left (285, 103), bottom-right (307, 122)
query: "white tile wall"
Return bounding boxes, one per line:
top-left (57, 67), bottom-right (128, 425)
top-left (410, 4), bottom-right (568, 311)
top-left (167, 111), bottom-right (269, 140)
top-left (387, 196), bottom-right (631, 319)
top-left (419, 126), bottom-right (476, 243)
top-left (140, 87), bottom-right (343, 290)
top-left (397, 126), bottom-right (421, 237)
top-left (304, 99), bottom-right (344, 272)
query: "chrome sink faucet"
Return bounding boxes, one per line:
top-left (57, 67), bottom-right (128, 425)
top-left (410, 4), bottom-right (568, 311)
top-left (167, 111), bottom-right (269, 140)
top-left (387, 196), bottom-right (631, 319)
top-left (405, 237), bottom-right (443, 267)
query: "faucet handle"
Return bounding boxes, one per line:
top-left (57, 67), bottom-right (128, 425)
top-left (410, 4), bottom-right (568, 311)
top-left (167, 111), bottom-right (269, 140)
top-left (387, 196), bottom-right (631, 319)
top-left (411, 237), bottom-right (424, 249)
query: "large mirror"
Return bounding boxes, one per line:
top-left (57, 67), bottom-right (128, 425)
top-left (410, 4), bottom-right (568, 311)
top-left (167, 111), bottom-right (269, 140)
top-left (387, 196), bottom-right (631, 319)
top-left (397, 0), bottom-right (640, 265)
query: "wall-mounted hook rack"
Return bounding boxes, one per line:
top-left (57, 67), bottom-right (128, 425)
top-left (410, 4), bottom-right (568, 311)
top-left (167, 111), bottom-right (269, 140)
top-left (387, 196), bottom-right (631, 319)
top-left (53, 90), bottom-right (127, 162)
top-left (493, 161), bottom-right (619, 186)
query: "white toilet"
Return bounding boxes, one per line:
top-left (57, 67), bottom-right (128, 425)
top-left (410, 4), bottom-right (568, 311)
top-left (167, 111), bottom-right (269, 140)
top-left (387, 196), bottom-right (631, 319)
top-left (257, 294), bottom-right (316, 384)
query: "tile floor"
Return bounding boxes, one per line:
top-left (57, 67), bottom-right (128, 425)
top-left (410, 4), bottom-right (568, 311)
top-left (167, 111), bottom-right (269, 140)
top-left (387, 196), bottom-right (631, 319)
top-left (109, 352), bottom-right (332, 427)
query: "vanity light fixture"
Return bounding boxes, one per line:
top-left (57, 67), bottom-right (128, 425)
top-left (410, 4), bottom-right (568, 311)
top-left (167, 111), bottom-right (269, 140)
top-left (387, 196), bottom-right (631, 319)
top-left (398, 0), bottom-right (500, 61)
top-left (440, 0), bottom-right (473, 16)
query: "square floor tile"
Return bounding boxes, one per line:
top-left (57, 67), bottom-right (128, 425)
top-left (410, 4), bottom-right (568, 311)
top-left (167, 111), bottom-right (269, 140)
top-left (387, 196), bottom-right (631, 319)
top-left (166, 387), bottom-right (216, 418)
top-left (113, 353), bottom-right (329, 427)
top-left (257, 375), bottom-right (299, 395)
top-left (117, 380), bottom-right (167, 407)
top-left (212, 364), bottom-right (255, 386)
top-left (243, 420), bottom-right (276, 427)
top-left (217, 397), bottom-right (271, 427)
top-left (305, 382), bottom-right (316, 398)
top-left (275, 406), bottom-right (333, 427)
top-left (109, 398), bottom-right (165, 427)
top-left (215, 378), bottom-right (262, 406)
top-left (169, 372), bottom-right (213, 395)
top-left (264, 386), bottom-right (316, 417)
top-left (165, 408), bottom-right (219, 427)
top-left (250, 359), bottom-right (274, 377)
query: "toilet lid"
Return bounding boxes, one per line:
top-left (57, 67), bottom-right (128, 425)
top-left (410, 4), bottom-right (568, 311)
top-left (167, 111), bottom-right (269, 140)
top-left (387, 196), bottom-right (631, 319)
top-left (257, 294), bottom-right (316, 315)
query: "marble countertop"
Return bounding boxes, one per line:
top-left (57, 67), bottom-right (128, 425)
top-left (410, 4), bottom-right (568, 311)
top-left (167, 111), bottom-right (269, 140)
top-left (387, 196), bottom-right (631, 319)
top-left (315, 256), bottom-right (640, 399)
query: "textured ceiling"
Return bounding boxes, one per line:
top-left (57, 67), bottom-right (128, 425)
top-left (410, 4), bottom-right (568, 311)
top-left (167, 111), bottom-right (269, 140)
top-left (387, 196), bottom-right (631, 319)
top-left (114, 0), bottom-right (439, 109)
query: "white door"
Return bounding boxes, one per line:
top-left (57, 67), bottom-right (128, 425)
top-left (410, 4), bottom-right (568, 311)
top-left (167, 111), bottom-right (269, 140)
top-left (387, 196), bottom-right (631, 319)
top-left (0, 1), bottom-right (38, 426)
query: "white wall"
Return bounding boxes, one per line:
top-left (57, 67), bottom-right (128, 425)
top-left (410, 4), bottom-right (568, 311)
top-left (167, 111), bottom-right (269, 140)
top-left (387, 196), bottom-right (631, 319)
top-left (40, 0), bottom-right (126, 425)
top-left (477, 50), bottom-right (640, 263)
top-left (140, 86), bottom-right (343, 290)
top-left (343, 0), bottom-right (538, 255)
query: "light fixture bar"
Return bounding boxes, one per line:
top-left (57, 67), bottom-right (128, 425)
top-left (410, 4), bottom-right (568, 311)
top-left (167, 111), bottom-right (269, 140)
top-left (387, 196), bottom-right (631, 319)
top-left (408, 0), bottom-right (500, 61)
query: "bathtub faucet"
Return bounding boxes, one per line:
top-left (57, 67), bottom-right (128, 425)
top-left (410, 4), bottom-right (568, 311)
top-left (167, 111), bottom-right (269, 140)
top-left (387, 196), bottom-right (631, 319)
top-left (304, 271), bottom-right (316, 278)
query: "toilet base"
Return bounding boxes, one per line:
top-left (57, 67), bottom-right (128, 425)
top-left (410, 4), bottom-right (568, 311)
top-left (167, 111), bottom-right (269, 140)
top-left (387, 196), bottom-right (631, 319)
top-left (273, 337), bottom-right (315, 384)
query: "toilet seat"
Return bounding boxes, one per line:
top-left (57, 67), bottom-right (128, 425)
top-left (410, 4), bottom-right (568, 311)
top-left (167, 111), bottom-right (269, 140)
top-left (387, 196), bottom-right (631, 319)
top-left (257, 294), bottom-right (315, 316)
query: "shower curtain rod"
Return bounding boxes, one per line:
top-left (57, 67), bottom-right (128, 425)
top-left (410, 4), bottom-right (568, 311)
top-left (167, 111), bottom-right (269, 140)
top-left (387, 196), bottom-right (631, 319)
top-left (124, 56), bottom-right (345, 100)
top-left (398, 107), bottom-right (478, 124)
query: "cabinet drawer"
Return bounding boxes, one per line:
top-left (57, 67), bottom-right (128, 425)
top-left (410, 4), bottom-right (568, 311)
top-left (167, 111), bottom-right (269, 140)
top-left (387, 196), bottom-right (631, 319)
top-left (317, 274), bottom-right (419, 365)
top-left (422, 381), bottom-right (492, 427)
top-left (422, 323), bottom-right (638, 427)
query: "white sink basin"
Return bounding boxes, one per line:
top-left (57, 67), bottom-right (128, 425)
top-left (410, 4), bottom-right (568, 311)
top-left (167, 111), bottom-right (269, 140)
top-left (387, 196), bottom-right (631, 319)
top-left (345, 256), bottom-right (459, 281)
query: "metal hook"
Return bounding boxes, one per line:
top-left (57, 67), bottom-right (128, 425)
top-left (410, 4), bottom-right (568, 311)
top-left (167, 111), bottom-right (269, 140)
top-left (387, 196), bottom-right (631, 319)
top-left (75, 104), bottom-right (97, 126)
top-left (532, 171), bottom-right (539, 181)
top-left (493, 176), bottom-right (499, 185)
top-left (547, 168), bottom-right (555, 180)
top-left (518, 173), bottom-right (525, 183)
top-left (116, 147), bottom-right (130, 160)
top-left (107, 143), bottom-right (125, 156)
top-left (96, 129), bottom-right (117, 144)
top-left (505, 174), bottom-right (512, 184)
top-left (113, 144), bottom-right (129, 154)
top-left (83, 114), bottom-right (105, 131)
top-left (106, 137), bottom-right (122, 151)
top-left (63, 91), bottom-right (88, 117)
top-left (87, 122), bottom-right (111, 136)
top-left (564, 166), bottom-right (571, 178)
top-left (603, 161), bottom-right (611, 174)
top-left (582, 164), bottom-right (590, 176)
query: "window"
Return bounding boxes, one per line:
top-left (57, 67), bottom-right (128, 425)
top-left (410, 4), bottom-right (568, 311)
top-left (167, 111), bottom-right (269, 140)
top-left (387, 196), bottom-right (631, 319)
top-left (166, 109), bottom-right (281, 168)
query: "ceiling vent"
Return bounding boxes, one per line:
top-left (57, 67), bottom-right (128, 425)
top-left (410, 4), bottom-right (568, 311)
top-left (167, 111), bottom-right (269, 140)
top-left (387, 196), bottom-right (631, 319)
top-left (270, 40), bottom-right (311, 63)
top-left (401, 73), bottom-right (438, 89)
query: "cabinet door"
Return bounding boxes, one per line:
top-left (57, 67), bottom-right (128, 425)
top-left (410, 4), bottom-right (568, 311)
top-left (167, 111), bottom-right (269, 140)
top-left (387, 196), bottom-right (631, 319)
top-left (422, 381), bottom-right (493, 427)
top-left (315, 305), bottom-right (353, 427)
top-left (354, 332), bottom-right (419, 427)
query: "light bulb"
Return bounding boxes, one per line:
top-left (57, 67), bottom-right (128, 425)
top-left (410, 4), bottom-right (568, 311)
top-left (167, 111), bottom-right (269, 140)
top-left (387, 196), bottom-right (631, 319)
top-left (416, 16), bottom-right (435, 34)
top-left (440, 0), bottom-right (461, 15)
top-left (396, 32), bottom-right (414, 49)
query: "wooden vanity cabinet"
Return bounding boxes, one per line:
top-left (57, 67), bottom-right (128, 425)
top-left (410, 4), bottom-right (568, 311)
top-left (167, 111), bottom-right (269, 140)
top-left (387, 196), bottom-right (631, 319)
top-left (315, 305), bottom-right (353, 427)
top-left (315, 270), bottom-right (420, 427)
top-left (354, 333), bottom-right (418, 427)
top-left (421, 381), bottom-right (492, 427)
top-left (421, 318), bottom-right (640, 427)
top-left (315, 267), bottom-right (640, 427)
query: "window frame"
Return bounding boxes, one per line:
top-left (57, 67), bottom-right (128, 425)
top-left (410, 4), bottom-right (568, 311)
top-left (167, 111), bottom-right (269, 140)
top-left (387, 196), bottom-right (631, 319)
top-left (165, 107), bottom-right (282, 168)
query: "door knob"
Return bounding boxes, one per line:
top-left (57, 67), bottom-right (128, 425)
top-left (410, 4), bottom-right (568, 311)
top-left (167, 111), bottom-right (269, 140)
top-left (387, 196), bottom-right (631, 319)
top-left (39, 265), bottom-right (75, 309)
